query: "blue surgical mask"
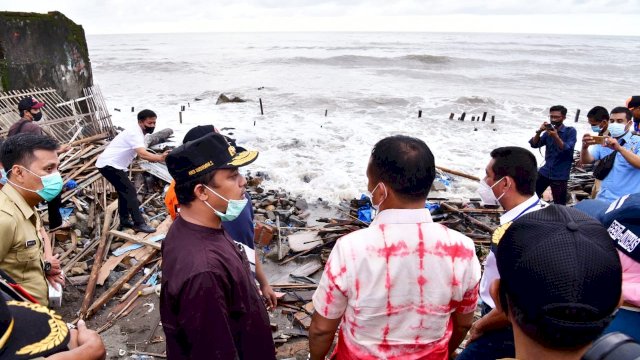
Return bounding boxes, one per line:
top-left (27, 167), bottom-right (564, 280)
top-left (7, 166), bottom-right (63, 202)
top-left (0, 168), bottom-right (7, 185)
top-left (591, 125), bottom-right (602, 133)
top-left (202, 185), bottom-right (248, 222)
top-left (609, 123), bottom-right (629, 138)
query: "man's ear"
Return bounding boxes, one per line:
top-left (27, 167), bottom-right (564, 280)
top-left (490, 279), bottom-right (507, 317)
top-left (194, 184), bottom-right (208, 201)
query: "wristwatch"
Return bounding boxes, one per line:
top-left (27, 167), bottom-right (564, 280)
top-left (43, 261), bottom-right (52, 274)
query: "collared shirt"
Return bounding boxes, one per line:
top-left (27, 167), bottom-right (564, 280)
top-left (312, 208), bottom-right (481, 360)
top-left (7, 118), bottom-right (43, 137)
top-left (589, 132), bottom-right (640, 203)
top-left (618, 251), bottom-right (640, 308)
top-left (160, 216), bottom-right (275, 360)
top-left (96, 126), bottom-right (145, 171)
top-left (529, 125), bottom-right (577, 180)
top-left (479, 196), bottom-right (546, 309)
top-left (0, 184), bottom-right (47, 306)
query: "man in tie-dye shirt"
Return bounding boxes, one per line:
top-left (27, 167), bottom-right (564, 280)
top-left (309, 135), bottom-right (481, 360)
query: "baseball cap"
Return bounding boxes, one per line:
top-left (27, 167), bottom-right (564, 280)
top-left (17, 97), bottom-right (45, 112)
top-left (167, 132), bottom-right (258, 183)
top-left (0, 296), bottom-right (71, 359)
top-left (626, 96), bottom-right (640, 109)
top-left (496, 205), bottom-right (622, 349)
top-left (575, 194), bottom-right (640, 262)
top-left (183, 125), bottom-right (216, 144)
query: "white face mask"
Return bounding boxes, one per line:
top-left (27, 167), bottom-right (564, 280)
top-left (608, 122), bottom-right (629, 138)
top-left (478, 177), bottom-right (506, 206)
top-left (367, 182), bottom-right (388, 211)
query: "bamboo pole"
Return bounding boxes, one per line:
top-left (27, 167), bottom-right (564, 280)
top-left (79, 200), bottom-right (118, 318)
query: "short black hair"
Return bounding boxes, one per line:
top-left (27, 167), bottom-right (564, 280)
top-left (1, 134), bottom-right (59, 178)
top-left (175, 171), bottom-right (216, 205)
top-left (490, 147), bottom-right (537, 196)
top-left (549, 105), bottom-right (567, 117)
top-left (611, 106), bottom-right (632, 121)
top-left (368, 135), bottom-right (435, 201)
top-left (137, 109), bottom-right (157, 122)
top-left (587, 106), bottom-right (609, 122)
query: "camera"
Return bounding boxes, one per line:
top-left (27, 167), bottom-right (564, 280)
top-left (582, 332), bottom-right (640, 360)
top-left (545, 124), bottom-right (554, 131)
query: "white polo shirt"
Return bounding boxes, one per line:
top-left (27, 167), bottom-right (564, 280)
top-left (478, 195), bottom-right (546, 309)
top-left (96, 126), bottom-right (145, 171)
top-left (313, 208), bottom-right (481, 359)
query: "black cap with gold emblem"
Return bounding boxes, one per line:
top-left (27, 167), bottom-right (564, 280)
top-left (0, 297), bottom-right (71, 359)
top-left (166, 132), bottom-right (259, 183)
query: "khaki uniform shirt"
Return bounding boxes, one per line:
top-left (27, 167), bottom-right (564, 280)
top-left (0, 184), bottom-right (47, 306)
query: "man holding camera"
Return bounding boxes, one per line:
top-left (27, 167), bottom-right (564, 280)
top-left (529, 105), bottom-right (577, 205)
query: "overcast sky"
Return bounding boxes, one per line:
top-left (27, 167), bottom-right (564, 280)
top-left (3, 0), bottom-right (640, 36)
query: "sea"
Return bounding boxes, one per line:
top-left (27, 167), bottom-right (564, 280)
top-left (87, 32), bottom-right (640, 203)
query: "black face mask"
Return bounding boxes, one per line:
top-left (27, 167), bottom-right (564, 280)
top-left (31, 111), bottom-right (43, 122)
top-left (144, 126), bottom-right (155, 135)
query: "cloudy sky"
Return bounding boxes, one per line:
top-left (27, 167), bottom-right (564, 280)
top-left (3, 0), bottom-right (639, 36)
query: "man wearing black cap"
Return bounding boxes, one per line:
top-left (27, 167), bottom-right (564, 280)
top-left (163, 124), bottom-right (277, 309)
top-left (491, 205), bottom-right (622, 360)
top-left (161, 133), bottom-right (275, 360)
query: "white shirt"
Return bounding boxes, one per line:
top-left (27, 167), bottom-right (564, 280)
top-left (478, 195), bottom-right (546, 308)
top-left (96, 126), bottom-right (145, 171)
top-left (312, 208), bottom-right (481, 359)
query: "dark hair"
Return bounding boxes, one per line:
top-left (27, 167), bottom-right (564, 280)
top-left (611, 106), bottom-right (632, 121)
top-left (137, 109), bottom-right (157, 122)
top-left (549, 105), bottom-right (567, 117)
top-left (490, 147), bottom-right (537, 196)
top-left (499, 289), bottom-right (604, 349)
top-left (1, 134), bottom-right (59, 178)
top-left (587, 106), bottom-right (609, 122)
top-left (175, 171), bottom-right (216, 205)
top-left (368, 135), bottom-right (435, 201)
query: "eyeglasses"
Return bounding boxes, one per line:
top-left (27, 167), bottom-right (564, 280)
top-left (549, 115), bottom-right (563, 120)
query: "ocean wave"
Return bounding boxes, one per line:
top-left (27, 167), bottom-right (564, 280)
top-left (272, 54), bottom-right (453, 68)
top-left (93, 60), bottom-right (196, 73)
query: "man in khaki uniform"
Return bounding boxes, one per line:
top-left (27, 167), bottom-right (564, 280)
top-left (0, 134), bottom-right (64, 306)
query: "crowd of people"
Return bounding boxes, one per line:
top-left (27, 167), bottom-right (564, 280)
top-left (0, 94), bottom-right (637, 359)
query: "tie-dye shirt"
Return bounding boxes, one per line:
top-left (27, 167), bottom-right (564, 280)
top-left (313, 208), bottom-right (481, 359)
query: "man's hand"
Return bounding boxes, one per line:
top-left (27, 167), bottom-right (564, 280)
top-left (604, 137), bottom-right (622, 151)
top-left (49, 320), bottom-right (106, 360)
top-left (582, 134), bottom-right (597, 148)
top-left (160, 150), bottom-right (170, 162)
top-left (466, 320), bottom-right (485, 343)
top-left (260, 283), bottom-right (278, 311)
top-left (539, 122), bottom-right (549, 132)
top-left (46, 254), bottom-right (62, 275)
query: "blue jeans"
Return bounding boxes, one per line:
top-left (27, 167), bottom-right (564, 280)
top-left (456, 304), bottom-right (516, 360)
top-left (602, 308), bottom-right (640, 342)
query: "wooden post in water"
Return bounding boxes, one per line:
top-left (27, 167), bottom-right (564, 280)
top-left (179, 112), bottom-right (182, 124)
top-left (259, 98), bottom-right (264, 115)
top-left (449, 113), bottom-right (454, 120)
top-left (131, 107), bottom-right (134, 112)
top-left (181, 105), bottom-right (185, 111)
top-left (574, 109), bottom-right (581, 122)
top-left (491, 115), bottom-right (495, 124)
top-left (471, 116), bottom-right (475, 122)
top-left (460, 112), bottom-right (466, 121)
top-left (325, 109), bottom-right (328, 117)
top-left (482, 112), bottom-right (487, 122)
top-left (418, 110), bottom-right (422, 118)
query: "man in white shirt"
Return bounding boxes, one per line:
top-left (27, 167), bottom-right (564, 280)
top-left (309, 135), bottom-right (481, 360)
top-left (458, 146), bottom-right (546, 360)
top-left (96, 109), bottom-right (168, 233)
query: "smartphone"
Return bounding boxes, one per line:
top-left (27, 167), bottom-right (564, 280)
top-left (591, 136), bottom-right (606, 144)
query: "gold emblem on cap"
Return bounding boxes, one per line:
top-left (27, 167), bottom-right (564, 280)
top-left (11, 301), bottom-right (69, 355)
top-left (228, 146), bottom-right (236, 156)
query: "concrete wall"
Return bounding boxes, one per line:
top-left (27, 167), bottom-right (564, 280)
top-left (0, 11), bottom-right (92, 100)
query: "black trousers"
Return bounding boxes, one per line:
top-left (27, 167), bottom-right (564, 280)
top-left (98, 166), bottom-right (145, 225)
top-left (47, 194), bottom-right (63, 229)
top-left (535, 173), bottom-right (568, 205)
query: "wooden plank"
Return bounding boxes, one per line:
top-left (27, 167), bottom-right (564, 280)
top-left (108, 230), bottom-right (162, 250)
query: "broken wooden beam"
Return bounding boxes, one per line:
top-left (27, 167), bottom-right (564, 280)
top-left (108, 230), bottom-right (163, 250)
